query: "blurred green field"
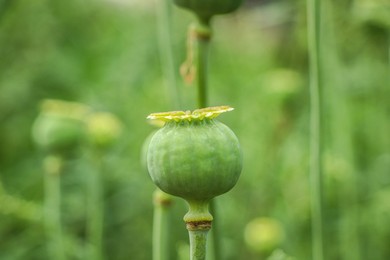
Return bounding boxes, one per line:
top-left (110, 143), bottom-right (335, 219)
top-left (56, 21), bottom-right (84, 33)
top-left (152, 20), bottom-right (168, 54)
top-left (0, 0), bottom-right (389, 259)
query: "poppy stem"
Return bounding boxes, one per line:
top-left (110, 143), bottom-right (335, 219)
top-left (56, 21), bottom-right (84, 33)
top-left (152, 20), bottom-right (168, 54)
top-left (306, 0), bottom-right (325, 258)
top-left (193, 19), bottom-right (212, 109)
top-left (156, 0), bottom-right (181, 109)
top-left (43, 155), bottom-right (66, 260)
top-left (184, 200), bottom-right (213, 260)
top-left (153, 189), bottom-right (173, 260)
top-left (86, 152), bottom-right (104, 260)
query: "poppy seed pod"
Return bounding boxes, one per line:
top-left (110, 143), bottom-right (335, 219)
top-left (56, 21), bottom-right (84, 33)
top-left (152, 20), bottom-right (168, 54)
top-left (32, 99), bottom-right (89, 154)
top-left (146, 106), bottom-right (242, 202)
top-left (244, 217), bottom-right (285, 253)
top-left (86, 112), bottom-right (123, 149)
top-left (173, 0), bottom-right (242, 22)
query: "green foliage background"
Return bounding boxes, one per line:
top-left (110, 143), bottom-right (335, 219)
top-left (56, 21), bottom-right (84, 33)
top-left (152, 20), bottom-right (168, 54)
top-left (0, 0), bottom-right (389, 259)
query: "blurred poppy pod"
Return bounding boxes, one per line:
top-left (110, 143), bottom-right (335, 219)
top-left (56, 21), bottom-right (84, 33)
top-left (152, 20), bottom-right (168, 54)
top-left (244, 217), bottom-right (285, 254)
top-left (173, 0), bottom-right (242, 22)
top-left (353, 0), bottom-right (390, 29)
top-left (146, 106), bottom-right (242, 202)
top-left (32, 99), bottom-right (89, 154)
top-left (86, 112), bottom-right (123, 149)
top-left (262, 69), bottom-right (303, 98)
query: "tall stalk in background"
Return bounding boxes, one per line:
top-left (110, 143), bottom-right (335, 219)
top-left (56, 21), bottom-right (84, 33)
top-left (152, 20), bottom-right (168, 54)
top-left (86, 153), bottom-right (104, 260)
top-left (85, 111), bottom-right (123, 260)
top-left (156, 0), bottom-right (181, 109)
top-left (193, 19), bottom-right (211, 109)
top-left (32, 99), bottom-right (89, 260)
top-left (153, 189), bottom-right (173, 260)
top-left (306, 0), bottom-right (324, 259)
top-left (388, 30), bottom-right (390, 76)
top-left (43, 155), bottom-right (66, 260)
top-left (152, 0), bottom-right (179, 258)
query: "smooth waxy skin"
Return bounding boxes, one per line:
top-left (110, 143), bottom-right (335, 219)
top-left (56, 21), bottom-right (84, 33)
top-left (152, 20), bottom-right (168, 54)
top-left (147, 119), bottom-right (242, 201)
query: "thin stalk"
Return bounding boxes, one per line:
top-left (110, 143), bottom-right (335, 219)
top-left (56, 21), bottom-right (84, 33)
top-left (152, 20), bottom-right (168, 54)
top-left (154, 2), bottom-right (178, 257)
top-left (306, 0), bottom-right (324, 259)
top-left (196, 37), bottom-right (209, 108)
top-left (207, 201), bottom-right (221, 260)
top-left (86, 152), bottom-right (104, 260)
top-left (388, 30), bottom-right (390, 77)
top-left (156, 0), bottom-right (181, 109)
top-left (193, 19), bottom-right (212, 108)
top-left (43, 155), bottom-right (65, 260)
top-left (153, 189), bottom-right (173, 260)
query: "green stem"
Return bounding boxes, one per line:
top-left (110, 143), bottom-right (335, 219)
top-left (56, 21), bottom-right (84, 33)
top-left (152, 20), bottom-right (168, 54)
top-left (156, 0), bottom-right (181, 109)
top-left (86, 153), bottom-right (104, 260)
top-left (184, 200), bottom-right (212, 260)
top-left (306, 0), bottom-right (324, 259)
top-left (153, 189), bottom-right (173, 260)
top-left (43, 155), bottom-right (65, 260)
top-left (188, 229), bottom-right (209, 260)
top-left (388, 30), bottom-right (390, 77)
top-left (193, 19), bottom-right (212, 108)
top-left (208, 201), bottom-right (220, 260)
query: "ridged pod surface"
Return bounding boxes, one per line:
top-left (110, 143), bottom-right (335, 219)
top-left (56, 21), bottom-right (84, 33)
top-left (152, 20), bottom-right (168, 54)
top-left (146, 107), bottom-right (242, 202)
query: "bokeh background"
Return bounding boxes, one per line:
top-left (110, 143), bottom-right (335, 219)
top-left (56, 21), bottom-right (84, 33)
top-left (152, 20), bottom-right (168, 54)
top-left (0, 0), bottom-right (389, 259)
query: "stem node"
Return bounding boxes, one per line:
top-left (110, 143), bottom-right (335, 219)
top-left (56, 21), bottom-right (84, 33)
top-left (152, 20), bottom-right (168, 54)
top-left (186, 221), bottom-right (212, 231)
